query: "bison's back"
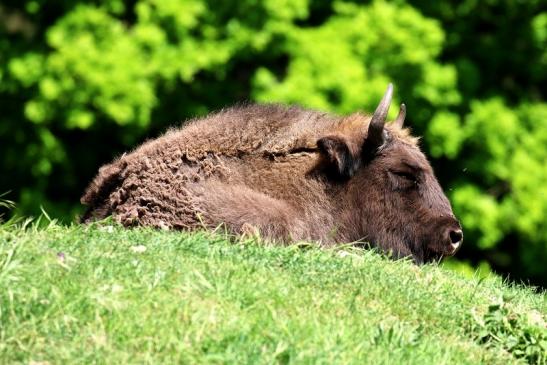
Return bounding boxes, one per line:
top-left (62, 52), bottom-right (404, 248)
top-left (81, 104), bottom-right (339, 227)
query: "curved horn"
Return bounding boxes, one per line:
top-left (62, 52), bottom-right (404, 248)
top-left (393, 103), bottom-right (406, 128)
top-left (367, 83), bottom-right (393, 148)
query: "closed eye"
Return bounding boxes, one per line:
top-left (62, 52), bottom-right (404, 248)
top-left (391, 170), bottom-right (417, 182)
top-left (388, 170), bottom-right (419, 191)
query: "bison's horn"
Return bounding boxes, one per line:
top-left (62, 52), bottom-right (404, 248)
top-left (393, 103), bottom-right (406, 128)
top-left (367, 83), bottom-right (393, 148)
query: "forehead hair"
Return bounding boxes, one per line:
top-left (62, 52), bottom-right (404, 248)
top-left (386, 123), bottom-right (420, 147)
top-left (340, 112), bottom-right (420, 147)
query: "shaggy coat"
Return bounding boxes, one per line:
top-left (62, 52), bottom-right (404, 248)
top-left (82, 86), bottom-right (462, 263)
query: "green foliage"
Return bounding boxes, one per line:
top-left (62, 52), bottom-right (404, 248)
top-left (473, 296), bottom-right (547, 365)
top-left (1, 225), bottom-right (545, 363)
top-left (0, 0), bottom-right (545, 285)
top-left (254, 1), bottom-right (452, 114)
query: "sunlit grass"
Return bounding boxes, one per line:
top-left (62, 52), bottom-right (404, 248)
top-left (0, 222), bottom-right (545, 364)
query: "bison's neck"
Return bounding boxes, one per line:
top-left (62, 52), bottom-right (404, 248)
top-left (325, 171), bottom-right (384, 245)
top-left (218, 152), bottom-right (340, 243)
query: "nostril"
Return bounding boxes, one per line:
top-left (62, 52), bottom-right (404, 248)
top-left (449, 229), bottom-right (463, 244)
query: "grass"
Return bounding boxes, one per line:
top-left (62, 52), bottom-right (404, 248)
top-left (0, 220), bottom-right (545, 364)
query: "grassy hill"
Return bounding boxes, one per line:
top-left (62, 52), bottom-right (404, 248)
top-left (0, 221), bottom-right (545, 364)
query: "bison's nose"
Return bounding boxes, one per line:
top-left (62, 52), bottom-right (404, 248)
top-left (448, 228), bottom-right (463, 252)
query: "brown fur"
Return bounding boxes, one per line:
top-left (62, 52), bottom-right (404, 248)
top-left (81, 103), bottom-right (461, 263)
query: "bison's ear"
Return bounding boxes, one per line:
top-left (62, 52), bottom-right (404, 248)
top-left (317, 136), bottom-right (358, 179)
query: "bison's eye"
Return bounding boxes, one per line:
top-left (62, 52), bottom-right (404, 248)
top-left (389, 170), bottom-right (418, 190)
top-left (393, 170), bottom-right (416, 181)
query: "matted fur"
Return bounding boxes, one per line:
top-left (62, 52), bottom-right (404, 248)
top-left (81, 103), bottom-right (461, 263)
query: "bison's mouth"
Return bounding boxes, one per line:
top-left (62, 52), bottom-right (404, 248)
top-left (442, 237), bottom-right (462, 258)
top-left (448, 240), bottom-right (462, 255)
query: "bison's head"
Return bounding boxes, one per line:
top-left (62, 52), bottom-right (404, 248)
top-left (318, 84), bottom-right (462, 263)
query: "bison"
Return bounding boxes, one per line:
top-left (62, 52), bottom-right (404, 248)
top-left (81, 84), bottom-right (462, 263)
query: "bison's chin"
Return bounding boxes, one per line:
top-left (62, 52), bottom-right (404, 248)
top-left (420, 250), bottom-right (444, 264)
top-left (424, 243), bottom-right (461, 263)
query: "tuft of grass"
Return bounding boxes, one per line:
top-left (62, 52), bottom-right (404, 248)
top-left (0, 192), bottom-right (15, 223)
top-left (472, 295), bottom-right (546, 364)
top-left (0, 222), bottom-right (545, 364)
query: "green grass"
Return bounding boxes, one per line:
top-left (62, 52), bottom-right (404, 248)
top-left (1, 221), bottom-right (545, 364)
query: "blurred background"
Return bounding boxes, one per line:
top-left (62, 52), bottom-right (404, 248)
top-left (0, 0), bottom-right (545, 286)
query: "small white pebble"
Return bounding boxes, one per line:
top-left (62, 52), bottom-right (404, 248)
top-left (527, 310), bottom-right (546, 327)
top-left (130, 245), bottom-right (147, 253)
top-left (338, 251), bottom-right (350, 258)
top-left (111, 284), bottom-right (123, 293)
top-left (99, 225), bottom-right (114, 233)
